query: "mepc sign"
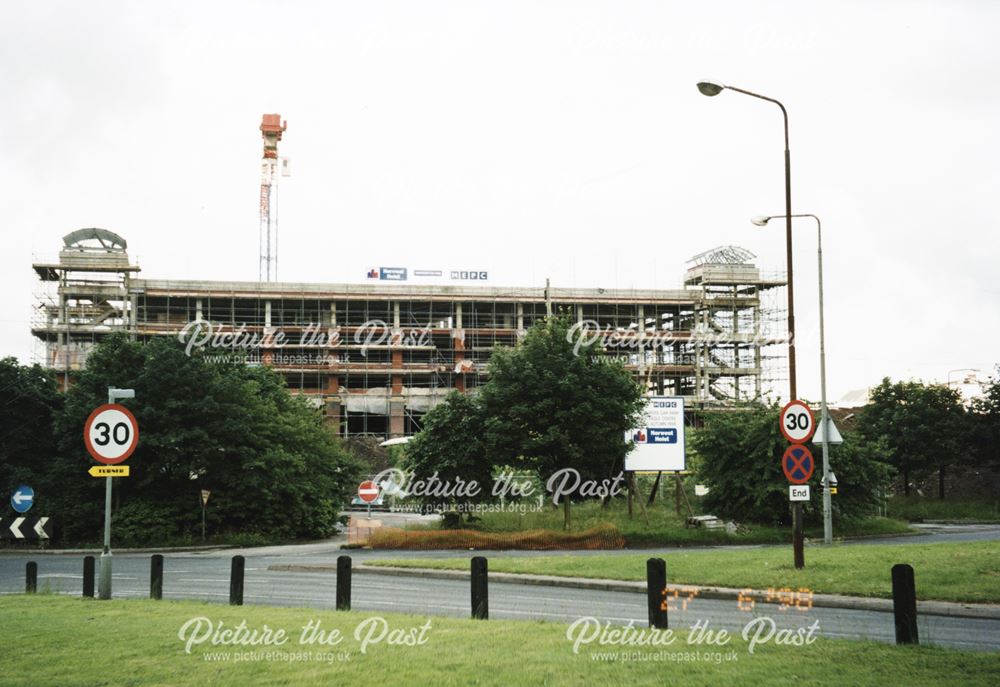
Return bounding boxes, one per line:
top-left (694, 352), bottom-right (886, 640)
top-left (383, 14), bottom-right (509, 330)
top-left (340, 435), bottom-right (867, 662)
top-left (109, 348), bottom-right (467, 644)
top-left (625, 396), bottom-right (686, 472)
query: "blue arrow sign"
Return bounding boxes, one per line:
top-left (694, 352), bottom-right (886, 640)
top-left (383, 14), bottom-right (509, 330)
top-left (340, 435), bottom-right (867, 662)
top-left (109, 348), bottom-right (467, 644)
top-left (11, 485), bottom-right (34, 514)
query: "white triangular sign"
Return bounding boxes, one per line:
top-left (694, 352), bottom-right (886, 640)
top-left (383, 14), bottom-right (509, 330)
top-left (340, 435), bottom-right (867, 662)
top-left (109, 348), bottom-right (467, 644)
top-left (814, 417), bottom-right (843, 445)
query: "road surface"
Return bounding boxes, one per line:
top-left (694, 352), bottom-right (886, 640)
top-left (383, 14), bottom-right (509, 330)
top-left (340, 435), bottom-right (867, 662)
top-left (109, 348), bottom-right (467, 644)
top-left (1, 539), bottom-right (998, 653)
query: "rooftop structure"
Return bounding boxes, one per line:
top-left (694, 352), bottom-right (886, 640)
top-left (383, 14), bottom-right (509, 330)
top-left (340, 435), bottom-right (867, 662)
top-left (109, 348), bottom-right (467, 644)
top-left (33, 231), bottom-right (787, 438)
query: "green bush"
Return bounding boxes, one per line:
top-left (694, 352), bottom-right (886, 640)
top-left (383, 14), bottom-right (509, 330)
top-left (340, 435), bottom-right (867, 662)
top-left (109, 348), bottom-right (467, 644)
top-left (692, 404), bottom-right (892, 526)
top-left (112, 501), bottom-right (188, 547)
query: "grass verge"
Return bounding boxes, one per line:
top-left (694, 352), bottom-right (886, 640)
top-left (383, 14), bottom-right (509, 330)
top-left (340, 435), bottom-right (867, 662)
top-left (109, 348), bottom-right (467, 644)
top-left (391, 500), bottom-right (912, 547)
top-left (0, 595), bottom-right (997, 687)
top-left (887, 496), bottom-right (1000, 523)
top-left (368, 524), bottom-right (625, 549)
top-left (369, 540), bottom-right (1000, 604)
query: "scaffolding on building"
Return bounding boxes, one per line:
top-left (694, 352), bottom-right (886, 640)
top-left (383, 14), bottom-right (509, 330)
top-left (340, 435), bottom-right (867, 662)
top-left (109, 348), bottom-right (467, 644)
top-left (33, 233), bottom-right (788, 438)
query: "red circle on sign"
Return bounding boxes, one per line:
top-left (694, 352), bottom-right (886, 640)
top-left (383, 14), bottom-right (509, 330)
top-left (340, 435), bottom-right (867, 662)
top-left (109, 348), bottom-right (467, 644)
top-left (779, 400), bottom-right (816, 444)
top-left (83, 404), bottom-right (140, 465)
top-left (358, 480), bottom-right (380, 503)
top-left (782, 444), bottom-right (815, 485)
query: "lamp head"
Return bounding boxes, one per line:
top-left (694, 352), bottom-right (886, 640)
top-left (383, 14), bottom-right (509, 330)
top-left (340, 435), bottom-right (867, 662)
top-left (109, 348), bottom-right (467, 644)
top-left (750, 216), bottom-right (771, 227)
top-left (697, 81), bottom-right (725, 97)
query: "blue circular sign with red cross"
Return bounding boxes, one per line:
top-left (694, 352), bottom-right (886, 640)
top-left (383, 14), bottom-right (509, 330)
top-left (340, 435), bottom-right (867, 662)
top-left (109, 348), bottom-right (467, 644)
top-left (782, 444), bottom-right (815, 485)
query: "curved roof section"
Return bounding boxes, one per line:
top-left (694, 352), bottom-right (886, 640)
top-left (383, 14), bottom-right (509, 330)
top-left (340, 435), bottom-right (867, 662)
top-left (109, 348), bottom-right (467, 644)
top-left (686, 245), bottom-right (756, 266)
top-left (62, 228), bottom-right (128, 251)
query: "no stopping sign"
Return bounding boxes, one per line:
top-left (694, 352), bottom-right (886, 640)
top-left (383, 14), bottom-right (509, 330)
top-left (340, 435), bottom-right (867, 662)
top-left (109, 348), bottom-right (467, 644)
top-left (84, 404), bottom-right (140, 465)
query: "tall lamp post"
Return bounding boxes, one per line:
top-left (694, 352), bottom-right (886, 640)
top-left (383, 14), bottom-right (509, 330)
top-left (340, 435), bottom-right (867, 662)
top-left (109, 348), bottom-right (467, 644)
top-left (697, 81), bottom-right (797, 400)
top-left (752, 214), bottom-right (833, 545)
top-left (698, 81), bottom-right (804, 566)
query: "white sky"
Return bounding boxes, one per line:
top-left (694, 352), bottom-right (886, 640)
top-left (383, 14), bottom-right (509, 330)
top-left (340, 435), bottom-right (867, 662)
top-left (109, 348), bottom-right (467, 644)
top-left (2, 1), bottom-right (998, 402)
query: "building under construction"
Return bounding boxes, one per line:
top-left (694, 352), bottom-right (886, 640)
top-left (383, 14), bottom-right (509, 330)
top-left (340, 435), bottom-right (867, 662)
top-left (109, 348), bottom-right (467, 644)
top-left (32, 231), bottom-right (788, 438)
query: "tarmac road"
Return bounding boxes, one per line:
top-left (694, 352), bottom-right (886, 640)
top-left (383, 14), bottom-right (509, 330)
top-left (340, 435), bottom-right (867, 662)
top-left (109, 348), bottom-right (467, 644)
top-left (1, 537), bottom-right (998, 653)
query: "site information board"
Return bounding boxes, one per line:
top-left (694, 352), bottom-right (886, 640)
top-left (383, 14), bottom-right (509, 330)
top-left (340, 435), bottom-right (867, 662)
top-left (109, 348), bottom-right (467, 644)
top-left (625, 396), bottom-right (686, 472)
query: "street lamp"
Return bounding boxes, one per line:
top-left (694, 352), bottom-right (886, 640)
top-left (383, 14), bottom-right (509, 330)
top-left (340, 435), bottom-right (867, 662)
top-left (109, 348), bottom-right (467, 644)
top-left (700, 80), bottom-right (803, 568)
top-left (697, 81), bottom-right (798, 400)
top-left (752, 213), bottom-right (833, 545)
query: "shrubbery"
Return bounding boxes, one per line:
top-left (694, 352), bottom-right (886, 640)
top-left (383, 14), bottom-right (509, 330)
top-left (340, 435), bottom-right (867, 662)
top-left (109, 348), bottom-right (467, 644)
top-left (11, 334), bottom-right (362, 545)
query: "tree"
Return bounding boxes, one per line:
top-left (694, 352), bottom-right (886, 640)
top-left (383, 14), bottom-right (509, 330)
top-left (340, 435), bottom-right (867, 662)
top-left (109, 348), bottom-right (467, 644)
top-left (478, 316), bottom-right (645, 529)
top-left (403, 391), bottom-right (492, 517)
top-left (856, 378), bottom-right (967, 497)
top-left (51, 334), bottom-right (362, 544)
top-left (693, 404), bottom-right (790, 525)
top-left (0, 358), bottom-right (63, 511)
top-left (343, 435), bottom-right (396, 475)
top-left (693, 403), bottom-right (892, 525)
top-left (971, 367), bottom-right (1000, 472)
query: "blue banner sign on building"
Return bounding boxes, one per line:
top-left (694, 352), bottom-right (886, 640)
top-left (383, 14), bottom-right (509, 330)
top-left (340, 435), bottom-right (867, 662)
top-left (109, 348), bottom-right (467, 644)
top-left (367, 267), bottom-right (408, 281)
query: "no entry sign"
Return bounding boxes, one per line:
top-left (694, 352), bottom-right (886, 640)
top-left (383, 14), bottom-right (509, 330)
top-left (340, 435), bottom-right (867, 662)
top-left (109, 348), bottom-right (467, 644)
top-left (782, 444), bottom-right (815, 485)
top-left (780, 400), bottom-right (815, 444)
top-left (357, 480), bottom-right (381, 504)
top-left (84, 404), bottom-right (139, 465)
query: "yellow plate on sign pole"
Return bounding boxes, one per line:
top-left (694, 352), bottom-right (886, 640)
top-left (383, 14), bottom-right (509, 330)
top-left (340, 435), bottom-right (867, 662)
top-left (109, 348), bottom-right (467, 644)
top-left (89, 465), bottom-right (130, 477)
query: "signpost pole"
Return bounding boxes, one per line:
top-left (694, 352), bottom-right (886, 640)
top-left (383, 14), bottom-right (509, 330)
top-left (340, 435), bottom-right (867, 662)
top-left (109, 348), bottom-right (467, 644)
top-left (98, 473), bottom-right (113, 599)
top-left (793, 504), bottom-right (804, 569)
top-left (94, 387), bottom-right (137, 600)
top-left (98, 388), bottom-right (114, 600)
top-left (199, 489), bottom-right (211, 542)
top-left (780, 402), bottom-right (814, 570)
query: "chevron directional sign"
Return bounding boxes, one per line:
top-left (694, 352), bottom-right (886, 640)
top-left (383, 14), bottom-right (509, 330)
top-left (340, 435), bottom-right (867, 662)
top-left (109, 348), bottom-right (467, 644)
top-left (0, 516), bottom-right (53, 540)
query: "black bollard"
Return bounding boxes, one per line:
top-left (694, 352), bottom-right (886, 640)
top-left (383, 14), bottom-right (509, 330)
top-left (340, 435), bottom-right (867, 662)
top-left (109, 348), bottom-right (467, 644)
top-left (647, 558), bottom-right (668, 629)
top-left (471, 556), bottom-right (488, 620)
top-left (83, 556), bottom-right (95, 598)
top-left (26, 561), bottom-right (37, 594)
top-left (230, 555), bottom-right (245, 606)
top-left (336, 555), bottom-right (352, 611)
top-left (891, 563), bottom-right (919, 645)
top-left (150, 554), bottom-right (164, 600)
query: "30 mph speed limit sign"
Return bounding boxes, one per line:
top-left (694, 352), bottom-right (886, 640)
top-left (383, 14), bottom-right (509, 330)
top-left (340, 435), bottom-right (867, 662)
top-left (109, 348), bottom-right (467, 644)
top-left (779, 400), bottom-right (815, 444)
top-left (84, 404), bottom-right (139, 465)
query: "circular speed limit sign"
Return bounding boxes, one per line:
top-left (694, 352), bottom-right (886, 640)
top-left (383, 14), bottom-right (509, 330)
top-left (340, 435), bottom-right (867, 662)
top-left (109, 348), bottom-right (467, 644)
top-left (779, 400), bottom-right (815, 444)
top-left (84, 404), bottom-right (139, 465)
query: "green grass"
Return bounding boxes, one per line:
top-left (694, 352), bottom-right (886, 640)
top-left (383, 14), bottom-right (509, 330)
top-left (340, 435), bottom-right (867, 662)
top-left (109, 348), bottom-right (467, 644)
top-left (0, 595), bottom-right (997, 687)
top-left (887, 496), bottom-right (1000, 523)
top-left (369, 540), bottom-right (1000, 604)
top-left (417, 500), bottom-right (912, 547)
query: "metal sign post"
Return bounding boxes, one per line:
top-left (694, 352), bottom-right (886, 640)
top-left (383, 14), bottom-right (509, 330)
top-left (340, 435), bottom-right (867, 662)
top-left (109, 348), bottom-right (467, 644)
top-left (84, 388), bottom-right (138, 600)
top-left (358, 481), bottom-right (380, 519)
top-left (201, 490), bottom-right (211, 542)
top-left (779, 401), bottom-right (815, 570)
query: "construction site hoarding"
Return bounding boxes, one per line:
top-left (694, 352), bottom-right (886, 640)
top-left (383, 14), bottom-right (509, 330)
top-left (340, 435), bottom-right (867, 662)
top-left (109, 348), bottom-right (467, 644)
top-left (625, 396), bottom-right (686, 472)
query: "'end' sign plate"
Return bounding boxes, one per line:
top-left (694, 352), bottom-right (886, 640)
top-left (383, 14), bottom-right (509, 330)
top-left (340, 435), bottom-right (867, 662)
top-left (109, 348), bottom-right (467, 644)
top-left (789, 485), bottom-right (810, 502)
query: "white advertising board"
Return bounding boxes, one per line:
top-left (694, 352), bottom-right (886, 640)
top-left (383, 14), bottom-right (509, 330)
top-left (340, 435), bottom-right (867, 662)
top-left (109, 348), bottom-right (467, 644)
top-left (624, 396), bottom-right (686, 472)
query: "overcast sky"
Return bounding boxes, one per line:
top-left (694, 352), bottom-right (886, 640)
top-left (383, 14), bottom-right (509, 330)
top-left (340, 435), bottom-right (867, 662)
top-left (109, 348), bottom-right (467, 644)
top-left (2, 0), bottom-right (998, 402)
